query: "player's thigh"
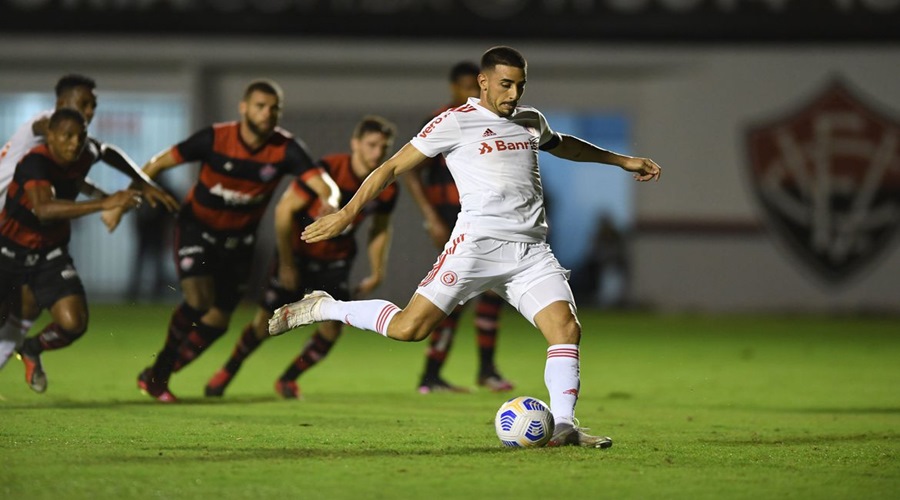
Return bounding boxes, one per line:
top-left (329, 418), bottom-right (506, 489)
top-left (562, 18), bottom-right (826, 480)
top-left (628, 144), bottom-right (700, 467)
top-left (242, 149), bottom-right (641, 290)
top-left (415, 235), bottom-right (503, 316)
top-left (180, 275), bottom-right (216, 310)
top-left (29, 254), bottom-right (86, 313)
top-left (211, 243), bottom-right (255, 313)
top-left (499, 243), bottom-right (573, 322)
top-left (19, 284), bottom-right (40, 320)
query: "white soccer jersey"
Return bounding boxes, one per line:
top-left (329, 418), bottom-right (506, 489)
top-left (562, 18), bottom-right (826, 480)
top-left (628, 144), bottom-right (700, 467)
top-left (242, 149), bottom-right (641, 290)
top-left (0, 110), bottom-right (52, 204)
top-left (410, 97), bottom-right (560, 243)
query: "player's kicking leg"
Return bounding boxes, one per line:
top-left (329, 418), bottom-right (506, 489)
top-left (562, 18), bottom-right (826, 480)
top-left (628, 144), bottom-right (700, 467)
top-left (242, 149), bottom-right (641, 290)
top-left (269, 291), bottom-right (447, 343)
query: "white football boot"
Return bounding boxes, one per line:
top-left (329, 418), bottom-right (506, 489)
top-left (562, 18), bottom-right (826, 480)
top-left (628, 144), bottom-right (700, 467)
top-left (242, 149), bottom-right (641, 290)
top-left (268, 290), bottom-right (334, 336)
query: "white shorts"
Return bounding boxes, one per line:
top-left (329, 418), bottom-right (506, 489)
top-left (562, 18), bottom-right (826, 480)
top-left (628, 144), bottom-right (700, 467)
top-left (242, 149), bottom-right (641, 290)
top-left (415, 234), bottom-right (575, 326)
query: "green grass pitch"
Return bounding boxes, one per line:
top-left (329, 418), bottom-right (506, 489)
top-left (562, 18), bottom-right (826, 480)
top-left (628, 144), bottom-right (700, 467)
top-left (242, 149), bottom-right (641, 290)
top-left (1, 304), bottom-right (898, 499)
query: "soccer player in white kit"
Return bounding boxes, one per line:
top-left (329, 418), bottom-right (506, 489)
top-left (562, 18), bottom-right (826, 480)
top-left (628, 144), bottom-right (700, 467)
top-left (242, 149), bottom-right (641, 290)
top-left (269, 46), bottom-right (662, 447)
top-left (0, 75), bottom-right (178, 370)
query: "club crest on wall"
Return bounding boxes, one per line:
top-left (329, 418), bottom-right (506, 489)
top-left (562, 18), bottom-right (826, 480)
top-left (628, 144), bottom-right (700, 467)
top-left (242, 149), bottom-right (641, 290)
top-left (745, 78), bottom-right (900, 284)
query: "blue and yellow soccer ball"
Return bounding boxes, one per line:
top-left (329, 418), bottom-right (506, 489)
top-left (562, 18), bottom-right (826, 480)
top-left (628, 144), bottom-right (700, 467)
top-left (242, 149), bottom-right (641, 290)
top-left (494, 396), bottom-right (555, 447)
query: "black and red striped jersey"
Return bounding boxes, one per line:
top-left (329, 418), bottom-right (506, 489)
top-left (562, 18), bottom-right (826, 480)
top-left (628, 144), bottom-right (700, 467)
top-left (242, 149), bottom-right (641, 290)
top-left (0, 141), bottom-right (102, 251)
top-left (173, 121), bottom-right (321, 233)
top-left (289, 153), bottom-right (398, 261)
top-left (420, 104), bottom-right (460, 209)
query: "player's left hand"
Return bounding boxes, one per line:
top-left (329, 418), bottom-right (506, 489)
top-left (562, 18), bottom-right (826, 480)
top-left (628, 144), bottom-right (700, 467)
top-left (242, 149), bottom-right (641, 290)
top-left (622, 156), bottom-right (662, 182)
top-left (140, 183), bottom-right (180, 212)
top-left (354, 275), bottom-right (381, 298)
top-left (301, 211), bottom-right (353, 243)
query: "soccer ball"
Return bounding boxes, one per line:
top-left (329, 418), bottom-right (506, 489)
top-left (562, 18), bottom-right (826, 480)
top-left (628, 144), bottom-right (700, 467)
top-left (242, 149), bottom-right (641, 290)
top-left (494, 396), bottom-right (555, 447)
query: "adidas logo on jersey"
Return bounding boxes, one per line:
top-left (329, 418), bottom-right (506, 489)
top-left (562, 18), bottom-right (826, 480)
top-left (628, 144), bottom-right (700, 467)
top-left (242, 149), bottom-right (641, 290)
top-left (482, 128), bottom-right (496, 137)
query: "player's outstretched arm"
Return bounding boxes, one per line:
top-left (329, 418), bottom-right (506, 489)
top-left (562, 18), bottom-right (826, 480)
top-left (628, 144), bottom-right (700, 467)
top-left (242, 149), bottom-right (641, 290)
top-left (28, 183), bottom-right (142, 222)
top-left (100, 143), bottom-right (180, 212)
top-left (302, 143), bottom-right (427, 243)
top-left (549, 134), bottom-right (661, 182)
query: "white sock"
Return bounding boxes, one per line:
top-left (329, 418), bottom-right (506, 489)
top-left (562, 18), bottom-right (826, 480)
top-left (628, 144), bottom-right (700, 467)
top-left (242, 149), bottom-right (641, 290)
top-left (0, 315), bottom-right (30, 370)
top-left (545, 344), bottom-right (580, 427)
top-left (319, 299), bottom-right (400, 337)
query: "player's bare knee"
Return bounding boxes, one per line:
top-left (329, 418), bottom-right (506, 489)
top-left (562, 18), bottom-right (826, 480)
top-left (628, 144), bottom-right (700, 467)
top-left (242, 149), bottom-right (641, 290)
top-left (57, 314), bottom-right (88, 336)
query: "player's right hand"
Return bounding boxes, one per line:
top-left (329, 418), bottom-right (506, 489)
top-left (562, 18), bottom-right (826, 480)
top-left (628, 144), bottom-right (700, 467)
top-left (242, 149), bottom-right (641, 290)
top-left (301, 211), bottom-right (352, 243)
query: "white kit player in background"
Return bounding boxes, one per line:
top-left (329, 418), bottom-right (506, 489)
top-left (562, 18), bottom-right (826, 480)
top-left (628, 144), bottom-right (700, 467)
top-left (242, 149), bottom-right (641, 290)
top-left (0, 75), bottom-right (178, 370)
top-left (268, 46), bottom-right (661, 447)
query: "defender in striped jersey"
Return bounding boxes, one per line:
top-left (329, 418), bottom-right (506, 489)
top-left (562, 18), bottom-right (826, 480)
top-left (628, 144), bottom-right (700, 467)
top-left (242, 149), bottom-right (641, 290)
top-left (0, 109), bottom-right (143, 393)
top-left (0, 74), bottom-right (179, 371)
top-left (127, 79), bottom-right (339, 402)
top-left (402, 61), bottom-right (514, 394)
top-left (270, 46), bottom-right (662, 448)
top-left (203, 116), bottom-right (398, 399)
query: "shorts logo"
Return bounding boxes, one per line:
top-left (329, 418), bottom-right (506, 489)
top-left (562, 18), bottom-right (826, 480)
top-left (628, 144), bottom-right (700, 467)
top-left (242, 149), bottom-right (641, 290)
top-left (746, 78), bottom-right (900, 284)
top-left (180, 256), bottom-right (194, 271)
top-left (61, 265), bottom-right (78, 280)
top-left (178, 245), bottom-right (204, 257)
top-left (440, 271), bottom-right (458, 286)
top-left (260, 164), bottom-right (278, 182)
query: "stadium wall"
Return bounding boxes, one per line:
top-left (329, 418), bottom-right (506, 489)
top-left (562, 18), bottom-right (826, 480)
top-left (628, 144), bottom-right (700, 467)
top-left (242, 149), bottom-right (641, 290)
top-left (1, 37), bottom-right (898, 313)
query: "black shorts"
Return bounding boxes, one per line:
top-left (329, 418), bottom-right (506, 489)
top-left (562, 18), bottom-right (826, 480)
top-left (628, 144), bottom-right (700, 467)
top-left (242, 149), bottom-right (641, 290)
top-left (174, 215), bottom-right (255, 312)
top-left (260, 253), bottom-right (352, 313)
top-left (0, 246), bottom-right (85, 309)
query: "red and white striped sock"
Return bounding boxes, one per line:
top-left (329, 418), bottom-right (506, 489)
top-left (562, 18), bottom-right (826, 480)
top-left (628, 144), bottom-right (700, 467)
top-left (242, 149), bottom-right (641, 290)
top-left (319, 299), bottom-right (400, 337)
top-left (545, 344), bottom-right (581, 426)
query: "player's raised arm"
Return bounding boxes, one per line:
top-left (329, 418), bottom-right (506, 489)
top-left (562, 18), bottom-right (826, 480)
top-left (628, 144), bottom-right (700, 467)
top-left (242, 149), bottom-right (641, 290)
top-left (301, 143), bottom-right (427, 243)
top-left (548, 134), bottom-right (662, 182)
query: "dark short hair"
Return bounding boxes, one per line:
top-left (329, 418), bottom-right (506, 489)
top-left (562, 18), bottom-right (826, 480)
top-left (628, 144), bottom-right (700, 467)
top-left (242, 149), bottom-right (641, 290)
top-left (353, 115), bottom-right (396, 140)
top-left (449, 61), bottom-right (479, 82)
top-left (49, 108), bottom-right (87, 129)
top-left (243, 79), bottom-right (284, 104)
top-left (480, 46), bottom-right (527, 72)
top-left (55, 74), bottom-right (95, 98)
